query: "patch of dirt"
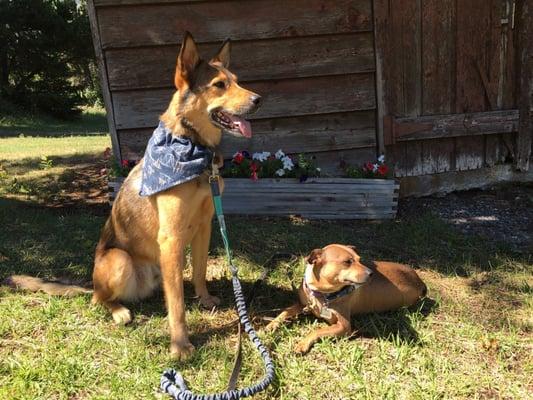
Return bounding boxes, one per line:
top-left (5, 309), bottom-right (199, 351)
top-left (47, 161), bottom-right (109, 211)
top-left (400, 183), bottom-right (533, 254)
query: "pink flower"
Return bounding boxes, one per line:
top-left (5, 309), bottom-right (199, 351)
top-left (121, 159), bottom-right (129, 168)
top-left (250, 162), bottom-right (259, 181)
top-left (363, 162), bottom-right (374, 172)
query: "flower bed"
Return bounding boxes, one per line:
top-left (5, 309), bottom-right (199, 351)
top-left (106, 149), bottom-right (399, 219)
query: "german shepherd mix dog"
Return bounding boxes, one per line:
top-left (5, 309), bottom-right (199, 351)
top-left (7, 32), bottom-right (261, 360)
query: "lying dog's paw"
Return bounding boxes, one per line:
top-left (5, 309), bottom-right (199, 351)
top-left (170, 341), bottom-right (195, 361)
top-left (112, 307), bottom-right (132, 325)
top-left (294, 340), bottom-right (311, 355)
top-left (199, 294), bottom-right (220, 309)
top-left (264, 321), bottom-right (280, 333)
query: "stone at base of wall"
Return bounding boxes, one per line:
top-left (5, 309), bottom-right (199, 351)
top-left (399, 164), bottom-right (533, 198)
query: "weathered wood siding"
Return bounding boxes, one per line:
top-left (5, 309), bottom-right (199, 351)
top-left (89, 0), bottom-right (377, 172)
top-left (375, 0), bottom-right (519, 177)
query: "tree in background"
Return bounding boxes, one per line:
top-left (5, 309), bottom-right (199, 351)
top-left (0, 0), bottom-right (101, 118)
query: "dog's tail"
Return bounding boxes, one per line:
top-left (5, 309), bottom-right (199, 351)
top-left (4, 275), bottom-right (92, 297)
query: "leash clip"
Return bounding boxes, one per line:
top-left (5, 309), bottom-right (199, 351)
top-left (209, 158), bottom-right (220, 183)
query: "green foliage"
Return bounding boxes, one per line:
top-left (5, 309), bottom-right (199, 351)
top-left (0, 0), bottom-right (101, 118)
top-left (39, 155), bottom-right (53, 170)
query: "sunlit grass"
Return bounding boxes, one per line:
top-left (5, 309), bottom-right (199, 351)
top-left (0, 133), bottom-right (531, 399)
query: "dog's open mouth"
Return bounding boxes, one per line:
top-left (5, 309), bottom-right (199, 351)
top-left (210, 109), bottom-right (252, 138)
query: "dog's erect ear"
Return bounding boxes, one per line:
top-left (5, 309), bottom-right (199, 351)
top-left (175, 31), bottom-right (201, 89)
top-left (210, 38), bottom-right (231, 68)
top-left (306, 248), bottom-right (323, 265)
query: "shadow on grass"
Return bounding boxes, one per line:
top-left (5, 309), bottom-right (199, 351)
top-left (1, 193), bottom-right (528, 348)
top-left (220, 214), bottom-right (526, 278)
top-left (1, 153), bottom-right (110, 213)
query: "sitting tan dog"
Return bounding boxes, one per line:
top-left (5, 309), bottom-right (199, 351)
top-left (266, 244), bottom-right (427, 354)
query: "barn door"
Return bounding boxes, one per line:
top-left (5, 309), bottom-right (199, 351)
top-left (374, 0), bottom-right (519, 176)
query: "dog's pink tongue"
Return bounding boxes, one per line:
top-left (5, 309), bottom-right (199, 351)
top-left (228, 115), bottom-right (252, 138)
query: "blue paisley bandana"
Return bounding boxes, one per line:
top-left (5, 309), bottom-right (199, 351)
top-left (139, 121), bottom-right (213, 196)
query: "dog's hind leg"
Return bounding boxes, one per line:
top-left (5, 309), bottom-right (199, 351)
top-left (191, 221), bottom-right (220, 309)
top-left (92, 248), bottom-right (136, 325)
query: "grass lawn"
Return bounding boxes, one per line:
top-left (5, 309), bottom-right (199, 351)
top-left (0, 117), bottom-right (531, 399)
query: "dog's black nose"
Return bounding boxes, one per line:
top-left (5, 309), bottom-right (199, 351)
top-left (251, 95), bottom-right (262, 106)
top-left (366, 269), bottom-right (373, 277)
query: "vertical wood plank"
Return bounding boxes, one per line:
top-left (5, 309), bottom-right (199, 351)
top-left (516, 0), bottom-right (533, 171)
top-left (398, 0), bottom-right (422, 116)
top-left (392, 0), bottom-right (423, 176)
top-left (87, 0), bottom-right (120, 161)
top-left (420, 0), bottom-right (456, 174)
top-left (455, 0), bottom-right (500, 170)
top-left (422, 0), bottom-right (456, 115)
top-left (373, 0), bottom-right (390, 154)
top-left (456, 0), bottom-right (492, 113)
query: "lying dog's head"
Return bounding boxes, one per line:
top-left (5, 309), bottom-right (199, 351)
top-left (161, 32), bottom-right (261, 148)
top-left (305, 244), bottom-right (373, 293)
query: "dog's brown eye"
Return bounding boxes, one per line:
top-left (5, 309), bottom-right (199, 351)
top-left (213, 81), bottom-right (226, 89)
top-left (343, 259), bottom-right (353, 267)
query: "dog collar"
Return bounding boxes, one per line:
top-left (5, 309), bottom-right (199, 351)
top-left (303, 278), bottom-right (358, 320)
top-left (303, 279), bottom-right (357, 304)
top-left (139, 121), bottom-right (213, 196)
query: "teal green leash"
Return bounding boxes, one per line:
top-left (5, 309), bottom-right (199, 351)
top-left (210, 175), bottom-right (235, 272)
top-left (160, 173), bottom-right (275, 400)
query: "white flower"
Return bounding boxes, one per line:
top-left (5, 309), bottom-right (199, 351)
top-left (316, 167), bottom-right (321, 172)
top-left (275, 149), bottom-right (285, 159)
top-left (378, 154), bottom-right (385, 164)
top-left (275, 168), bottom-right (285, 176)
top-left (281, 156), bottom-right (294, 170)
top-left (252, 151), bottom-right (270, 162)
top-left (372, 163), bottom-right (379, 172)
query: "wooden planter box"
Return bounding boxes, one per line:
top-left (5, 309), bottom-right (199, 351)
top-left (108, 178), bottom-right (399, 219)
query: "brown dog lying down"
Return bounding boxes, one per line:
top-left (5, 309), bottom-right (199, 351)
top-left (266, 244), bottom-right (427, 354)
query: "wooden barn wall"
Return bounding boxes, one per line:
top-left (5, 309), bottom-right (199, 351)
top-left (90, 0), bottom-right (378, 172)
top-left (374, 0), bottom-right (518, 177)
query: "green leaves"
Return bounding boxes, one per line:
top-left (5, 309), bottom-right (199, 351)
top-left (0, 0), bottom-right (99, 118)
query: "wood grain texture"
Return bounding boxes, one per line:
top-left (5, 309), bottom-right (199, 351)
top-left (118, 111), bottom-right (376, 158)
top-left (112, 73), bottom-right (376, 129)
top-left (372, 0), bottom-right (389, 153)
top-left (105, 33), bottom-right (375, 90)
top-left (456, 0), bottom-right (494, 113)
top-left (394, 110), bottom-right (519, 141)
top-left (97, 0), bottom-right (373, 49)
top-left (108, 177), bottom-right (398, 219)
top-left (87, 0), bottom-right (121, 160)
top-left (516, 0), bottom-right (533, 171)
top-left (421, 0), bottom-right (456, 115)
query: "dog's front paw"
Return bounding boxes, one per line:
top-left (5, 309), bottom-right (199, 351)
top-left (264, 320), bottom-right (280, 333)
top-left (170, 341), bottom-right (195, 361)
top-left (199, 294), bottom-right (220, 309)
top-left (294, 340), bottom-right (312, 355)
top-left (112, 307), bottom-right (132, 325)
